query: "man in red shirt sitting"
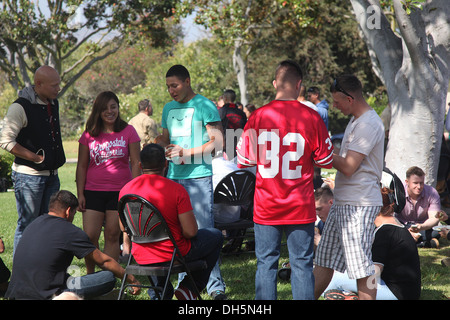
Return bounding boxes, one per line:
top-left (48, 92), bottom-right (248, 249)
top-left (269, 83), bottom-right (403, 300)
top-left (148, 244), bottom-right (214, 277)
top-left (119, 144), bottom-right (223, 300)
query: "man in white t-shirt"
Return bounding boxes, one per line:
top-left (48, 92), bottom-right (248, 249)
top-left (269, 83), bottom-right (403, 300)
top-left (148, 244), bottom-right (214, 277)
top-left (314, 74), bottom-right (384, 300)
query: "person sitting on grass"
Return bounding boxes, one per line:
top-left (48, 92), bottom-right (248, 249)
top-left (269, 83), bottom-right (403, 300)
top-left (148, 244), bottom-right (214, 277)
top-left (397, 166), bottom-right (442, 248)
top-left (313, 186), bottom-right (334, 251)
top-left (5, 190), bottom-right (141, 300)
top-left (323, 187), bottom-right (421, 300)
top-left (278, 186), bottom-right (334, 281)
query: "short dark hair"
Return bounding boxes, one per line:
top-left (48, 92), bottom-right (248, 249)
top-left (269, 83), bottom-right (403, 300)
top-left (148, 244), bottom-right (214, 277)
top-left (166, 64), bottom-right (190, 81)
top-left (307, 86), bottom-right (320, 96)
top-left (406, 166), bottom-right (425, 178)
top-left (49, 190), bottom-right (79, 214)
top-left (244, 104), bottom-right (256, 113)
top-left (138, 99), bottom-right (151, 112)
top-left (223, 89), bottom-right (236, 103)
top-left (330, 74), bottom-right (362, 96)
top-left (314, 187), bottom-right (334, 201)
top-left (275, 60), bottom-right (303, 83)
top-left (140, 143), bottom-right (166, 171)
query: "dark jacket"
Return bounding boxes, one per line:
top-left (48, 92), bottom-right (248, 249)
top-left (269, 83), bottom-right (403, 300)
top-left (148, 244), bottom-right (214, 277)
top-left (13, 87), bottom-right (65, 171)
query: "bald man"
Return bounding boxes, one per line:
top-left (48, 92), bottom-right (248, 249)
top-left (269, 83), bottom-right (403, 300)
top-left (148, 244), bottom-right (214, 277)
top-left (0, 65), bottom-right (66, 253)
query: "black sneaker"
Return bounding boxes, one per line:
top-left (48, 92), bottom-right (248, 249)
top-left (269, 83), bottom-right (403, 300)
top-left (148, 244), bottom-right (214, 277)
top-left (211, 290), bottom-right (227, 300)
top-left (277, 262), bottom-right (291, 281)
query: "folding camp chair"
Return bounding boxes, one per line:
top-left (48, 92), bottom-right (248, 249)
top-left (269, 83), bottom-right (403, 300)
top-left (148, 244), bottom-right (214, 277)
top-left (117, 194), bottom-right (206, 300)
top-left (214, 170), bottom-right (256, 254)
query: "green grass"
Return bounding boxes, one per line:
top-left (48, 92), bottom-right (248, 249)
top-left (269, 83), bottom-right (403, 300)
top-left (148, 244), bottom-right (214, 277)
top-left (63, 140), bottom-right (79, 159)
top-left (0, 143), bottom-right (449, 300)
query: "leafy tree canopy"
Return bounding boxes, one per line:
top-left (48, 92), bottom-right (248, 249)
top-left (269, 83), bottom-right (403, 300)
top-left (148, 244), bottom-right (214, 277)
top-left (0, 0), bottom-right (179, 95)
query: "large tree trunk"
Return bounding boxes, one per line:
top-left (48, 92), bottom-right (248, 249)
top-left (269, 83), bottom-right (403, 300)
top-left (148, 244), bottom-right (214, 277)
top-left (350, 0), bottom-right (450, 185)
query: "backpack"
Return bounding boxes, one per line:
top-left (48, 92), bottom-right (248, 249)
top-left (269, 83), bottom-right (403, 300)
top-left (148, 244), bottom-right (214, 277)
top-left (381, 167), bottom-right (406, 213)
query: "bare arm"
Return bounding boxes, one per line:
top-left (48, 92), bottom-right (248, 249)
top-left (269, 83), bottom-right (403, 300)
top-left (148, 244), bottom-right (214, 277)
top-left (163, 121), bottom-right (224, 160)
top-left (411, 210), bottom-right (439, 232)
top-left (85, 249), bottom-right (141, 295)
top-left (155, 128), bottom-right (170, 148)
top-left (178, 210), bottom-right (198, 239)
top-left (332, 149), bottom-right (365, 177)
top-left (129, 141), bottom-right (141, 178)
top-left (75, 143), bottom-right (89, 212)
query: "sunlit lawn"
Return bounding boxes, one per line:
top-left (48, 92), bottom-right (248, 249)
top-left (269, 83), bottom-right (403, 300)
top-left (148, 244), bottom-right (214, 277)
top-left (0, 142), bottom-right (449, 300)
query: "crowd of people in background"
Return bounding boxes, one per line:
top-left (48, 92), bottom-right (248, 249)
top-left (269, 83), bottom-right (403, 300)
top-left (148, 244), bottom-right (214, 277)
top-left (0, 62), bottom-right (449, 301)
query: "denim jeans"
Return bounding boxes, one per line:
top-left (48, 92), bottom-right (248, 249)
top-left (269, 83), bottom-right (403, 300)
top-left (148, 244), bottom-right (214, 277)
top-left (172, 177), bottom-right (226, 294)
top-left (65, 271), bottom-right (116, 299)
top-left (12, 171), bottom-right (60, 253)
top-left (254, 223), bottom-right (315, 300)
top-left (173, 177), bottom-right (214, 229)
top-left (148, 228), bottom-right (223, 299)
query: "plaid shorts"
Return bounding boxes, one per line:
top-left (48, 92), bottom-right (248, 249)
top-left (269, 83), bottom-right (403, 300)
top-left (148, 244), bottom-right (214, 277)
top-left (315, 204), bottom-right (381, 279)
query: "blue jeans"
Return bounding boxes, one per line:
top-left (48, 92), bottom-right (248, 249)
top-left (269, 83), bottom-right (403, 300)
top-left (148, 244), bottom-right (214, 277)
top-left (12, 171), bottom-right (60, 253)
top-left (254, 223), bottom-right (315, 300)
top-left (173, 177), bottom-right (214, 229)
top-left (65, 271), bottom-right (116, 299)
top-left (148, 228), bottom-right (223, 299)
top-left (172, 177), bottom-right (225, 294)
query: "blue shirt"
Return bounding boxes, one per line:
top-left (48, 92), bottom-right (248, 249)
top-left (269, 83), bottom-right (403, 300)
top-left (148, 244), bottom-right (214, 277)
top-left (316, 99), bottom-right (329, 129)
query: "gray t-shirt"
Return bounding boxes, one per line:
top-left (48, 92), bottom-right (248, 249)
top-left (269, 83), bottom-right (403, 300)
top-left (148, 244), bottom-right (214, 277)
top-left (334, 109), bottom-right (384, 206)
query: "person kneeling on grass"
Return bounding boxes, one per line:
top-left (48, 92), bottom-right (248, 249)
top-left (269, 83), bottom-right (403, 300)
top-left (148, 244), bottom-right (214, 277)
top-left (119, 144), bottom-right (223, 300)
top-left (322, 187), bottom-right (421, 300)
top-left (5, 190), bottom-right (141, 300)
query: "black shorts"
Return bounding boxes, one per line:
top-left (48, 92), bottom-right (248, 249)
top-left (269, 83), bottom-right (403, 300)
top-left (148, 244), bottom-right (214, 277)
top-left (84, 190), bottom-right (120, 212)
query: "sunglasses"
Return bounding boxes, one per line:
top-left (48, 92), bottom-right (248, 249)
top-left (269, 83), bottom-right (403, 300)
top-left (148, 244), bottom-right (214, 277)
top-left (333, 79), bottom-right (354, 100)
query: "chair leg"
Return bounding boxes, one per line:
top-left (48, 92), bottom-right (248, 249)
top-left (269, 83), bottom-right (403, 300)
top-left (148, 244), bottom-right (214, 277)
top-left (117, 253), bottom-right (134, 300)
top-left (117, 272), bottom-right (128, 300)
top-left (186, 272), bottom-right (202, 300)
top-left (180, 261), bottom-right (202, 300)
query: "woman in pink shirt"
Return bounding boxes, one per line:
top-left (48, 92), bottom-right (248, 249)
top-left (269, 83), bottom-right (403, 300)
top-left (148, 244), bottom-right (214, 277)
top-left (76, 91), bottom-right (141, 273)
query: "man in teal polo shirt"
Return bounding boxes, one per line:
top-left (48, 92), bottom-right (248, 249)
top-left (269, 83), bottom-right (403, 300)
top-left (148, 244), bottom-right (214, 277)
top-left (157, 64), bottom-right (226, 300)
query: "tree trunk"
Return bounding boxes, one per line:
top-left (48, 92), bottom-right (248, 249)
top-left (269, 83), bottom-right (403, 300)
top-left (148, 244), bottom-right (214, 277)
top-left (350, 0), bottom-right (450, 185)
top-left (233, 39), bottom-right (249, 106)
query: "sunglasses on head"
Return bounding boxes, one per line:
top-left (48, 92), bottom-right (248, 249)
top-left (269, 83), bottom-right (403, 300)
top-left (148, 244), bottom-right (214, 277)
top-left (333, 79), bottom-right (354, 100)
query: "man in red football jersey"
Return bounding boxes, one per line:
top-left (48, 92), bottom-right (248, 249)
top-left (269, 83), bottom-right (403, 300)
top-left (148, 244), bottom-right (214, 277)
top-left (236, 60), bottom-right (333, 300)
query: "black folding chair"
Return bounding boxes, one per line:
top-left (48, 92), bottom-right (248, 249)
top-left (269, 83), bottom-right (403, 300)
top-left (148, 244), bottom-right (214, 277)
top-left (117, 194), bottom-right (206, 300)
top-left (214, 170), bottom-right (256, 254)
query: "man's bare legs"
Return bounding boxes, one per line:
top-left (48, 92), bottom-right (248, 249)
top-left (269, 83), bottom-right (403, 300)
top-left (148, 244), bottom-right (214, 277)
top-left (313, 265), bottom-right (334, 299)
top-left (356, 276), bottom-right (377, 300)
top-left (314, 266), bottom-right (377, 300)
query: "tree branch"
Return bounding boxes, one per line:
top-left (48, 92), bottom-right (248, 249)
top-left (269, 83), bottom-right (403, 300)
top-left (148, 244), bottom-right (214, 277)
top-left (392, 0), bottom-right (427, 71)
top-left (61, 26), bottom-right (110, 60)
top-left (350, 0), bottom-right (403, 88)
top-left (58, 38), bottom-right (123, 97)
